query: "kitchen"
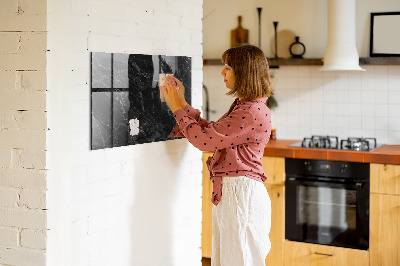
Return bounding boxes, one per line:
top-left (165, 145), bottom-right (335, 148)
top-left (201, 0), bottom-right (400, 265)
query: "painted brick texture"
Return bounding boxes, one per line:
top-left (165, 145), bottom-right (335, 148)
top-left (46, 0), bottom-right (203, 266)
top-left (0, 0), bottom-right (48, 265)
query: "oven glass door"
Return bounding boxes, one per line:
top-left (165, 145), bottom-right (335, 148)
top-left (286, 179), bottom-right (369, 250)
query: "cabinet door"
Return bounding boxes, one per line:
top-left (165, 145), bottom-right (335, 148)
top-left (261, 156), bottom-right (285, 185)
top-left (202, 152), bottom-right (213, 258)
top-left (370, 193), bottom-right (400, 266)
top-left (264, 184), bottom-right (284, 266)
top-left (284, 241), bottom-right (369, 266)
top-left (370, 163), bottom-right (400, 195)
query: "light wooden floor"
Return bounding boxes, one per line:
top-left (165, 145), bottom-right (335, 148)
top-left (202, 257), bottom-right (211, 266)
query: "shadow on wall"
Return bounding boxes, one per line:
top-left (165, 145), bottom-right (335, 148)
top-left (129, 140), bottom-right (190, 265)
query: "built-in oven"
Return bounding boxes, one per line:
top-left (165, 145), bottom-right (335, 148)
top-left (285, 158), bottom-right (369, 250)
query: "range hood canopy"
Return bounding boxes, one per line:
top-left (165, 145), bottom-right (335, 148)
top-left (320, 0), bottom-right (365, 71)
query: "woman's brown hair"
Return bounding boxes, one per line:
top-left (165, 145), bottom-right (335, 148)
top-left (221, 44), bottom-right (273, 99)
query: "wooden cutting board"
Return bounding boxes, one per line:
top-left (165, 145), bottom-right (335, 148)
top-left (231, 16), bottom-right (249, 48)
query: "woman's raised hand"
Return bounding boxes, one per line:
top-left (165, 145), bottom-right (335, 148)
top-left (161, 76), bottom-right (186, 113)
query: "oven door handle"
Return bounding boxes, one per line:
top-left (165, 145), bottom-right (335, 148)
top-left (287, 177), bottom-right (364, 189)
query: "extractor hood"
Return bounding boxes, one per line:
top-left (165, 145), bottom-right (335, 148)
top-left (320, 0), bottom-right (365, 71)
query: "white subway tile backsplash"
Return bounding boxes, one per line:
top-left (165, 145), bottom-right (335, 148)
top-left (349, 128), bottom-right (362, 137)
top-left (361, 73), bottom-right (374, 91)
top-left (298, 67), bottom-right (311, 78)
top-left (374, 90), bottom-right (388, 104)
top-left (388, 91), bottom-right (400, 104)
top-left (374, 77), bottom-right (388, 91)
top-left (361, 129), bottom-right (375, 138)
top-left (388, 77), bottom-right (400, 91)
top-left (348, 116), bottom-right (363, 129)
top-left (205, 65), bottom-right (400, 144)
top-left (298, 77), bottom-right (311, 89)
top-left (335, 73), bottom-right (349, 90)
top-left (388, 65), bottom-right (400, 76)
top-left (310, 77), bottom-right (324, 90)
top-left (310, 66), bottom-right (323, 77)
top-left (374, 65), bottom-right (388, 77)
top-left (322, 70), bottom-right (335, 78)
top-left (361, 90), bottom-right (375, 103)
top-left (375, 104), bottom-right (389, 117)
top-left (374, 130), bottom-right (389, 144)
top-left (375, 117), bottom-right (389, 129)
top-left (362, 116), bottom-right (375, 130)
top-left (286, 77), bottom-right (299, 89)
top-left (348, 71), bottom-right (362, 90)
top-left (285, 66), bottom-right (298, 77)
top-left (348, 90), bottom-right (362, 103)
top-left (389, 117), bottom-right (400, 131)
top-left (323, 115), bottom-right (336, 129)
top-left (323, 103), bottom-right (336, 116)
top-left (388, 131), bottom-right (400, 143)
top-left (389, 104), bottom-right (400, 117)
top-left (361, 103), bottom-right (374, 117)
top-left (336, 103), bottom-right (349, 116)
top-left (336, 115), bottom-right (348, 129)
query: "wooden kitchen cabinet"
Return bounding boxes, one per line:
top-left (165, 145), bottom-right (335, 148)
top-left (201, 154), bottom-right (286, 266)
top-left (370, 163), bottom-right (400, 266)
top-left (264, 184), bottom-right (285, 266)
top-left (202, 152), bottom-right (213, 258)
top-left (284, 241), bottom-right (369, 266)
top-left (262, 156), bottom-right (285, 266)
top-left (370, 193), bottom-right (400, 266)
top-left (370, 163), bottom-right (400, 195)
top-left (261, 156), bottom-right (285, 186)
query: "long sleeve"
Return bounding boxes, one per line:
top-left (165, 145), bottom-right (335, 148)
top-left (172, 105), bottom-right (257, 152)
top-left (168, 104), bottom-right (210, 138)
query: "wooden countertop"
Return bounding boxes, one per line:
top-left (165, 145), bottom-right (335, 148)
top-left (263, 139), bottom-right (400, 165)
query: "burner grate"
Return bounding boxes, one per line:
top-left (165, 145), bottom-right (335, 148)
top-left (296, 136), bottom-right (378, 151)
top-left (301, 135), bottom-right (339, 149)
top-left (340, 137), bottom-right (377, 151)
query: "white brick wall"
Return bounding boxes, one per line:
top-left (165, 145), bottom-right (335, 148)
top-left (47, 1), bottom-right (203, 266)
top-left (0, 0), bottom-right (48, 265)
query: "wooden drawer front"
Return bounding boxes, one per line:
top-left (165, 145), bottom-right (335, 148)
top-left (284, 241), bottom-right (369, 266)
top-left (370, 193), bottom-right (400, 266)
top-left (262, 156), bottom-right (285, 185)
top-left (370, 163), bottom-right (400, 195)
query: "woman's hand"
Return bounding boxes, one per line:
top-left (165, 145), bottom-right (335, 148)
top-left (171, 76), bottom-right (187, 108)
top-left (161, 77), bottom-right (186, 113)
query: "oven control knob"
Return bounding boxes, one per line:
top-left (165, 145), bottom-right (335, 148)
top-left (340, 164), bottom-right (347, 174)
top-left (304, 161), bottom-right (312, 171)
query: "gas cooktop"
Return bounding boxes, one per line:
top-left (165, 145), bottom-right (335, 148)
top-left (289, 135), bottom-right (383, 151)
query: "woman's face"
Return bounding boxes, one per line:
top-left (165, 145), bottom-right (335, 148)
top-left (220, 64), bottom-right (235, 89)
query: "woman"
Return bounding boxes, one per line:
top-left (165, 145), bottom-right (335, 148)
top-left (162, 44), bottom-right (273, 266)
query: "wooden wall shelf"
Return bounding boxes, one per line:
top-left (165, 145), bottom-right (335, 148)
top-left (203, 57), bottom-right (400, 67)
top-left (359, 57), bottom-right (400, 65)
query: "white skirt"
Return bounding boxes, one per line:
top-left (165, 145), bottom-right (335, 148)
top-left (212, 176), bottom-right (271, 266)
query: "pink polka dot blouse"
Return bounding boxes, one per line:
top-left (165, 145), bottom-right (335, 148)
top-left (169, 97), bottom-right (272, 206)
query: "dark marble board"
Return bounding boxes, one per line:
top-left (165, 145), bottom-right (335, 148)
top-left (90, 52), bottom-right (191, 150)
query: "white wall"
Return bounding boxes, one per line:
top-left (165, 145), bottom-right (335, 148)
top-left (203, 0), bottom-right (400, 145)
top-left (47, 0), bottom-right (203, 266)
